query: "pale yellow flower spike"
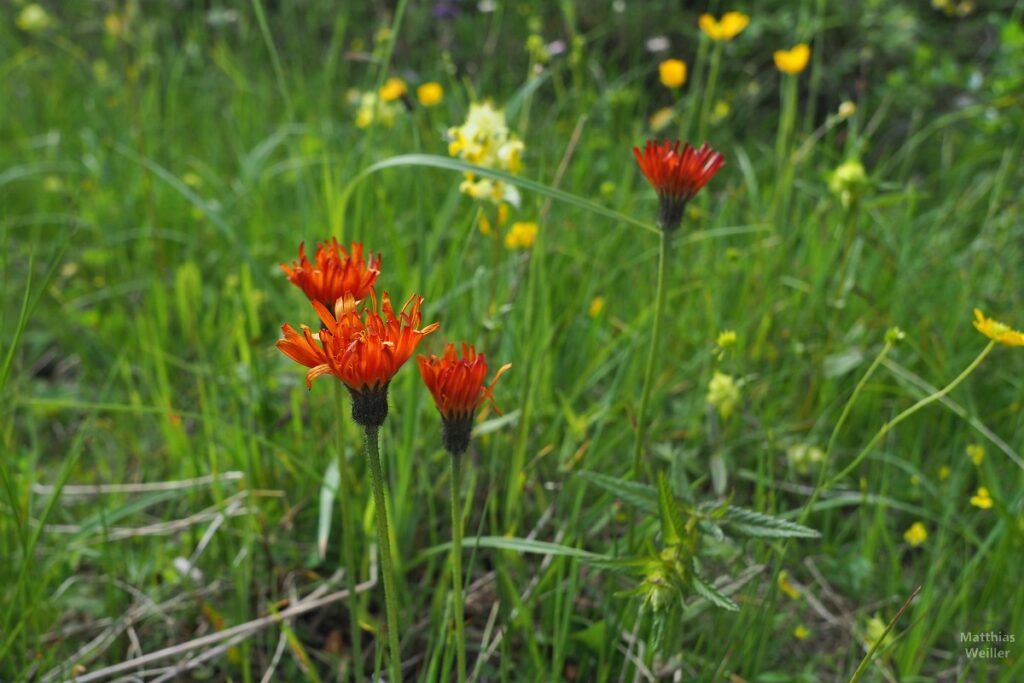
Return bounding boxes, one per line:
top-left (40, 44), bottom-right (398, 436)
top-left (774, 44), bottom-right (811, 74)
top-left (973, 309), bottom-right (1024, 346)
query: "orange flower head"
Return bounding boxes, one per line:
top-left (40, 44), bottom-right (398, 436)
top-left (280, 239), bottom-right (381, 308)
top-left (418, 343), bottom-right (511, 454)
top-left (633, 140), bottom-right (725, 231)
top-left (277, 291), bottom-right (440, 427)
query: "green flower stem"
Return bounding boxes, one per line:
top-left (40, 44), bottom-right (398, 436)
top-left (697, 42), bottom-right (723, 143)
top-left (632, 228), bottom-right (672, 484)
top-left (363, 425), bottom-right (403, 683)
top-left (449, 452), bottom-right (467, 683)
top-left (333, 384), bottom-right (363, 680)
top-left (825, 340), bottom-right (996, 490)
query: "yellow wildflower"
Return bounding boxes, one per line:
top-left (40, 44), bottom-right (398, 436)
top-left (774, 44), bottom-right (811, 75)
top-left (648, 107), bottom-right (675, 132)
top-left (104, 14), bottom-right (125, 38)
top-left (967, 444), bottom-right (985, 466)
top-left (716, 330), bottom-right (737, 349)
top-left (793, 625), bottom-right (810, 640)
top-left (505, 222), bottom-right (538, 249)
top-left (416, 82), bottom-right (444, 107)
top-left (17, 4), bottom-right (53, 32)
top-left (710, 100), bottom-right (731, 125)
top-left (787, 444), bottom-right (825, 476)
top-left (707, 372), bottom-right (740, 420)
top-left (448, 102), bottom-right (524, 206)
top-left (864, 615), bottom-right (894, 650)
top-left (973, 309), bottom-right (1024, 346)
top-left (903, 522), bottom-right (927, 547)
top-left (354, 92), bottom-right (399, 129)
top-left (699, 12), bottom-right (750, 41)
top-left (379, 77), bottom-right (408, 102)
top-left (938, 465), bottom-right (951, 481)
top-left (658, 59), bottom-right (687, 88)
top-left (910, 474), bottom-right (921, 487)
top-left (970, 487), bottom-right (993, 509)
top-left (589, 297), bottom-right (605, 318)
top-left (838, 101), bottom-right (857, 119)
top-left (777, 571), bottom-right (801, 600)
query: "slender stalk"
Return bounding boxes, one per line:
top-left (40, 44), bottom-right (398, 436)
top-left (825, 341), bottom-right (996, 489)
top-left (449, 453), bottom-right (467, 683)
top-left (362, 426), bottom-right (403, 683)
top-left (333, 384), bottom-right (363, 680)
top-left (697, 42), bottom-right (723, 143)
top-left (631, 228), bottom-right (672, 484)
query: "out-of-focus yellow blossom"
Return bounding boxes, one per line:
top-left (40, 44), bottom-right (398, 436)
top-left (699, 12), bottom-right (749, 41)
top-left (864, 615), bottom-right (894, 651)
top-left (354, 92), bottom-right (399, 129)
top-left (379, 77), bottom-right (408, 102)
top-left (104, 14), bottom-right (125, 38)
top-left (967, 444), bottom-right (985, 466)
top-left (938, 465), bottom-right (951, 481)
top-left (829, 159), bottom-right (868, 209)
top-left (716, 330), bottom-right (737, 349)
top-left (774, 44), bottom-right (811, 74)
top-left (505, 221), bottom-right (538, 249)
top-left (973, 309), bottom-right (1024, 346)
top-left (416, 82), bottom-right (444, 107)
top-left (17, 4), bottom-right (54, 32)
top-left (777, 571), bottom-right (801, 600)
top-left (478, 203), bottom-right (509, 236)
top-left (43, 176), bottom-right (64, 193)
top-left (838, 101), bottom-right (857, 119)
top-left (648, 107), bottom-right (675, 132)
top-left (589, 297), bottom-right (605, 318)
top-left (707, 372), bottom-right (740, 420)
top-left (787, 444), bottom-right (825, 476)
top-left (448, 102), bottom-right (524, 206)
top-left (904, 522), bottom-right (928, 547)
top-left (970, 487), bottom-right (993, 509)
top-left (793, 625), bottom-right (810, 640)
top-left (599, 181), bottom-right (616, 196)
top-left (710, 100), bottom-right (731, 125)
top-left (182, 172), bottom-right (202, 188)
top-left (658, 59), bottom-right (687, 88)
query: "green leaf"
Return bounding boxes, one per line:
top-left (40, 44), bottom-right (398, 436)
top-left (657, 474), bottom-right (682, 546)
top-left (318, 460), bottom-right (340, 561)
top-left (422, 535), bottom-right (606, 561)
top-left (339, 153), bottom-right (658, 234)
top-left (691, 572), bottom-right (740, 612)
top-left (571, 619), bottom-right (607, 655)
top-left (576, 471), bottom-right (656, 513)
top-left (713, 505), bottom-right (821, 539)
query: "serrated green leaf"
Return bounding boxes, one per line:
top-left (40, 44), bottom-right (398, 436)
top-left (715, 505), bottom-right (821, 539)
top-left (577, 471), bottom-right (657, 513)
top-left (691, 572), bottom-right (740, 612)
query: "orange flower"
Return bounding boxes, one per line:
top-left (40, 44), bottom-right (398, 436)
top-left (418, 343), bottom-right (511, 454)
top-left (277, 292), bottom-right (440, 426)
top-left (280, 240), bottom-right (381, 308)
top-left (633, 140), bottom-right (725, 231)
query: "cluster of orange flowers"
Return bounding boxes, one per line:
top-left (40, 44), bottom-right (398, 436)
top-left (277, 240), bottom-right (509, 448)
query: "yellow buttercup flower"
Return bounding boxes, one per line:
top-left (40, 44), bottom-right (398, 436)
top-left (658, 59), bottom-right (687, 88)
top-left (903, 522), bottom-right (928, 547)
top-left (505, 222), bottom-right (538, 249)
top-left (699, 12), bottom-right (749, 41)
top-left (416, 82), bottom-right (444, 107)
top-left (973, 309), bottom-right (1024, 346)
top-left (966, 444), bottom-right (985, 466)
top-left (589, 297), bottom-right (605, 318)
top-left (379, 77), bottom-right (408, 102)
top-left (970, 487), bottom-right (993, 509)
top-left (793, 625), bottom-right (810, 640)
top-left (774, 44), bottom-right (811, 75)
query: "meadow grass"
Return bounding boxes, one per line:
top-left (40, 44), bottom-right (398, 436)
top-left (2, 2), bottom-right (1023, 681)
